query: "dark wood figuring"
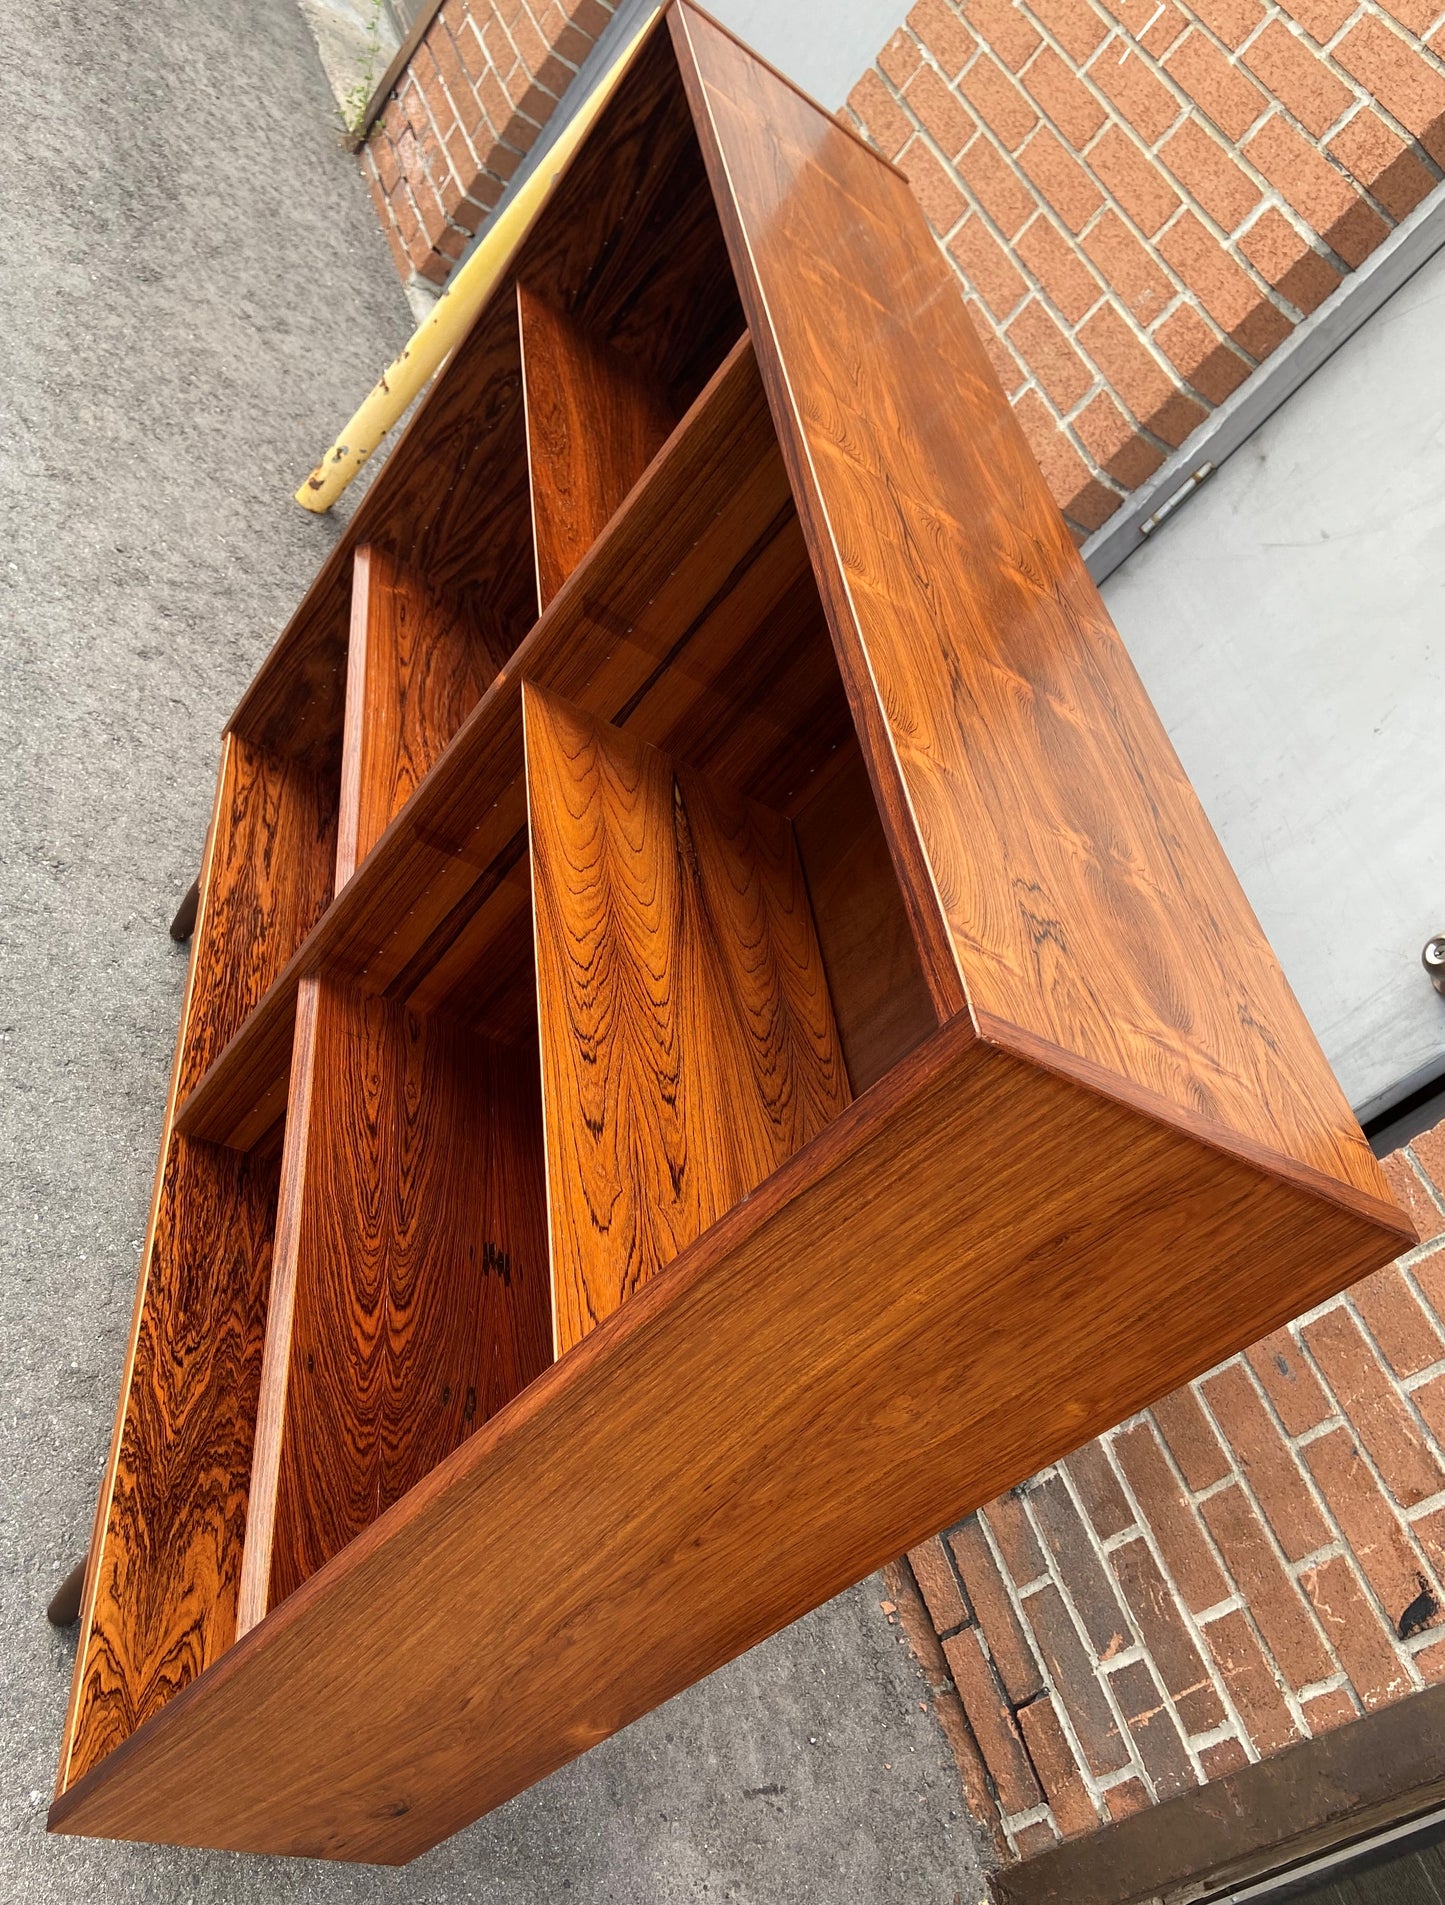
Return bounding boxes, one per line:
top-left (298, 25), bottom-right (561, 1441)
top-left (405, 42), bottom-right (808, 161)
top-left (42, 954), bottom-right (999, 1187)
top-left (231, 16), bottom-right (736, 785)
top-left (673, 0), bottom-right (1387, 1213)
top-left (238, 977), bottom-right (550, 1628)
top-left (233, 290), bottom-right (536, 782)
top-left (175, 337), bottom-right (799, 1150)
top-left (50, 1016), bottom-right (1405, 1860)
top-left (518, 284), bottom-right (678, 609)
top-left (59, 753), bottom-right (286, 1794)
top-left (792, 745), bottom-right (938, 1094)
top-left (335, 543), bottom-right (495, 889)
top-left (525, 687), bottom-right (849, 1350)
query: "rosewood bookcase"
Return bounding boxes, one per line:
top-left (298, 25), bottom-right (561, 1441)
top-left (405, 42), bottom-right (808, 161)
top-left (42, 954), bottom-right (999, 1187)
top-left (51, 3), bottom-right (1411, 1864)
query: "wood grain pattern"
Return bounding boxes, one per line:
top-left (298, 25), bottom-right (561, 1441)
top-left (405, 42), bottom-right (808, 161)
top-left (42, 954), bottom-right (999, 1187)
top-left (238, 977), bottom-right (550, 1627)
top-left (234, 286), bottom-right (536, 778)
top-left (525, 686), bottom-right (849, 1351)
top-left (49, 1016), bottom-right (1407, 1858)
top-left (177, 337), bottom-right (806, 1148)
top-left (176, 734), bottom-right (337, 1100)
top-left (518, 284), bottom-right (678, 608)
top-left (231, 18), bottom-right (735, 778)
top-left (673, 0), bottom-right (1392, 1216)
top-left (792, 744), bottom-right (938, 1094)
top-left (335, 544), bottom-right (494, 889)
top-left (58, 747), bottom-right (285, 1795)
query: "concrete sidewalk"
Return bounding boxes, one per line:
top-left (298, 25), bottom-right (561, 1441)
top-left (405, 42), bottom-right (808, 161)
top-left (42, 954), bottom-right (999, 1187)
top-left (0, 0), bottom-right (989, 1897)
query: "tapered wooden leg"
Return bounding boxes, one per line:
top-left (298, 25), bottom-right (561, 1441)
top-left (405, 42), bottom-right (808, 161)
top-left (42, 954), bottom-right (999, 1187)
top-left (168, 878), bottom-right (199, 943)
top-left (47, 1558), bottom-right (88, 1628)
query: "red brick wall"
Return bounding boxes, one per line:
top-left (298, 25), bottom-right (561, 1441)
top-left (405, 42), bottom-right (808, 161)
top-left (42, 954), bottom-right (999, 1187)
top-left (899, 1124), bottom-right (1445, 1862)
top-left (361, 0), bottom-right (615, 285)
top-left (846, 0), bottom-right (1445, 539)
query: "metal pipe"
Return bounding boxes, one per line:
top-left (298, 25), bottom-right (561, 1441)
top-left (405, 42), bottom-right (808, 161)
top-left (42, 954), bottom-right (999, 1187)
top-left (294, 2), bottom-right (662, 514)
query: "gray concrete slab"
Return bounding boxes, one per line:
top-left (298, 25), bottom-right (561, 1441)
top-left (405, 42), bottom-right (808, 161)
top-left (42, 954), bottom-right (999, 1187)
top-left (0, 0), bottom-right (990, 1897)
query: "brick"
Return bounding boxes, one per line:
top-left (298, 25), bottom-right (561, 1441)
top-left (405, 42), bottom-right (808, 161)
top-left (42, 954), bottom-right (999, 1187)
top-left (1155, 304), bottom-right (1252, 403)
top-left (1199, 1734), bottom-right (1251, 1778)
top-left (1023, 1582), bottom-right (1134, 1776)
top-left (1103, 1775), bottom-right (1151, 1820)
top-left (1302, 1308), bottom-right (1445, 1508)
top-left (1078, 303), bottom-right (1207, 444)
top-left (1013, 1819), bottom-right (1060, 1854)
top-left (1279, 0), bottom-right (1355, 40)
top-left (1302, 1555), bottom-right (1416, 1710)
top-left (1246, 115), bottom-right (1390, 268)
top-left (1190, 0), bottom-right (1265, 48)
top-left (907, 0), bottom-right (977, 78)
top-left (1008, 298), bottom-right (1096, 408)
top-left (1084, 208), bottom-right (1177, 324)
top-left (1086, 124), bottom-right (1182, 236)
top-left (1353, 1266), bottom-right (1445, 1380)
top-left (1414, 1372), bottom-right (1445, 1450)
top-left (880, 26), bottom-right (922, 90)
top-left (1304, 1428), bottom-right (1441, 1635)
top-left (901, 137), bottom-right (969, 235)
top-left (960, 51), bottom-right (1040, 149)
top-left (1417, 1633), bottom-right (1445, 1682)
top-left (429, 17), bottom-right (477, 115)
top-left (1111, 1537), bottom-right (1226, 1734)
top-left (1065, 1440), bottom-right (1135, 1540)
top-left (1089, 38), bottom-right (1185, 143)
top-left (1153, 1386), bottom-right (1232, 1491)
top-left (1014, 212), bottom-right (1106, 321)
top-left (1202, 1609), bottom-right (1300, 1754)
top-left (1161, 116), bottom-right (1262, 233)
top-left (962, 0), bottom-right (1042, 71)
top-left (909, 1535), bottom-right (970, 1632)
top-left (1114, 1422), bottom-right (1231, 1612)
top-left (1301, 1684), bottom-right (1360, 1734)
top-left (1247, 1327), bottom-right (1334, 1435)
top-left (1029, 1473), bottom-right (1132, 1657)
top-left (849, 70), bottom-right (913, 162)
top-left (949, 212), bottom-right (1030, 317)
top-left (1012, 389), bottom-right (1123, 529)
top-left (1108, 1656), bottom-right (1196, 1798)
top-left (1201, 1362), bottom-right (1331, 1563)
top-left (950, 1517), bottom-right (1046, 1702)
top-left (970, 304), bottom-right (1030, 395)
top-left (1016, 1695), bottom-right (1100, 1836)
top-left (1335, 18), bottom-right (1445, 167)
top-left (1166, 32), bottom-right (1269, 141)
top-left (1024, 47), bottom-right (1108, 149)
top-left (958, 136), bottom-right (1039, 239)
top-left (1390, 1156), bottom-right (1445, 1249)
top-left (364, 165), bottom-right (413, 282)
top-left (1329, 111), bottom-right (1436, 221)
top-left (1242, 21), bottom-right (1353, 139)
top-left (942, 1627), bottom-right (1043, 1814)
top-left (983, 1487), bottom-right (1050, 1586)
top-left (1019, 125), bottom-right (1105, 231)
top-left (1411, 1122), bottom-right (1445, 1201)
top-left (1027, 0), bottom-right (1110, 63)
top-left (1157, 211), bottom-right (1292, 359)
top-left (1380, 0), bottom-right (1444, 32)
top-left (1239, 208), bottom-right (1343, 316)
top-left (905, 63), bottom-right (979, 159)
top-left (1141, 0), bottom-right (1191, 58)
top-left (1073, 390), bottom-right (1167, 487)
top-left (1200, 1484), bottom-right (1335, 1689)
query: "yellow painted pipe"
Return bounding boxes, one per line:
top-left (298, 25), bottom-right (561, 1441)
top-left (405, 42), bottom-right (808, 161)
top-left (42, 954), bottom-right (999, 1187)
top-left (295, 4), bottom-right (663, 514)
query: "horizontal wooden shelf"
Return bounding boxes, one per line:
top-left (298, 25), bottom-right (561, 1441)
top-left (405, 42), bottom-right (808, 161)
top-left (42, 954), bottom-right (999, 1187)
top-left (54, 0), bottom-right (1411, 1868)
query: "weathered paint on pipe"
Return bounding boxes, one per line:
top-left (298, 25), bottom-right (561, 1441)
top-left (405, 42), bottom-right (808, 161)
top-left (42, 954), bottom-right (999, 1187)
top-left (294, 5), bottom-right (663, 515)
